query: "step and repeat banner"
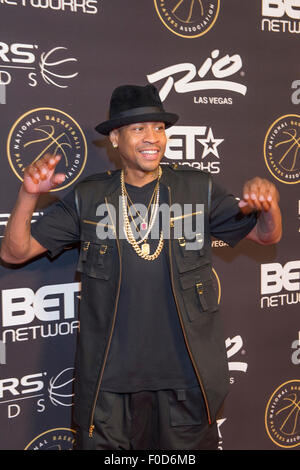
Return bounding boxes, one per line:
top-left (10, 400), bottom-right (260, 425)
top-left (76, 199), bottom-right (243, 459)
top-left (0, 0), bottom-right (299, 450)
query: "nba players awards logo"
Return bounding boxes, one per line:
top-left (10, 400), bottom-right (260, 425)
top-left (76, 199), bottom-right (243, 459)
top-left (154, 0), bottom-right (220, 38)
top-left (7, 108), bottom-right (87, 191)
top-left (265, 380), bottom-right (300, 448)
top-left (264, 114), bottom-right (300, 184)
top-left (24, 428), bottom-right (76, 450)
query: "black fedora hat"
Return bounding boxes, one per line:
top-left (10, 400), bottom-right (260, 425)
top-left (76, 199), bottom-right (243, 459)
top-left (95, 84), bottom-right (178, 135)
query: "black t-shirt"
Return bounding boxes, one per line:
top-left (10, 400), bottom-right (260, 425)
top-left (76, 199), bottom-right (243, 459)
top-left (101, 181), bottom-right (199, 392)
top-left (30, 172), bottom-right (257, 392)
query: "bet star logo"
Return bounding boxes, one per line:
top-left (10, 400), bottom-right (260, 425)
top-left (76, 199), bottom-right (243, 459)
top-left (197, 127), bottom-right (224, 159)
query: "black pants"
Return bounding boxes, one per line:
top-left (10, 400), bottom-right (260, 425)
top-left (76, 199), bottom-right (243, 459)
top-left (75, 387), bottom-right (219, 450)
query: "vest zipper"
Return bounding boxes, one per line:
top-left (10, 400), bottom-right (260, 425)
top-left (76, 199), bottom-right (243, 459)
top-left (167, 186), bottom-right (212, 425)
top-left (88, 197), bottom-right (122, 438)
top-left (83, 219), bottom-right (114, 230)
top-left (170, 210), bottom-right (203, 228)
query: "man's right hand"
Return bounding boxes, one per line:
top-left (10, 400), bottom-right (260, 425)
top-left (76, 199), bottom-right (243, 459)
top-left (0, 153), bottom-right (65, 264)
top-left (23, 154), bottom-right (66, 194)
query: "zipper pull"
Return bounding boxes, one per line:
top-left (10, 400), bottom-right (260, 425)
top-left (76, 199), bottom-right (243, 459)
top-left (83, 241), bottom-right (90, 252)
top-left (89, 424), bottom-right (95, 438)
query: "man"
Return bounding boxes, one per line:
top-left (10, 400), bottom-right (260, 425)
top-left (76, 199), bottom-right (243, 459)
top-left (1, 84), bottom-right (282, 450)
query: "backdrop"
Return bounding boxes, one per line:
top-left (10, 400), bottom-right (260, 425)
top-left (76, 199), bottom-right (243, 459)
top-left (0, 0), bottom-right (299, 450)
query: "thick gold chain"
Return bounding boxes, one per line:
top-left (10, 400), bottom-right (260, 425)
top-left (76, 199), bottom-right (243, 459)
top-left (120, 167), bottom-right (164, 261)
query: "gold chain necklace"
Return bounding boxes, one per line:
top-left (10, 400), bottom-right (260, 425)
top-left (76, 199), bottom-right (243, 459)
top-left (120, 167), bottom-right (164, 261)
top-left (125, 179), bottom-right (159, 242)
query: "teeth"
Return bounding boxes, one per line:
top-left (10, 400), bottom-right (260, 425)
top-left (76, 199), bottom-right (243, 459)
top-left (141, 150), bottom-right (158, 154)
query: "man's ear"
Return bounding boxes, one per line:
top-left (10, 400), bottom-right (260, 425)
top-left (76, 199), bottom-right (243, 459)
top-left (109, 129), bottom-right (119, 148)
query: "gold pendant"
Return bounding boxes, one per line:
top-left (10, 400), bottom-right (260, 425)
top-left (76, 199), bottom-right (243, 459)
top-left (141, 243), bottom-right (150, 255)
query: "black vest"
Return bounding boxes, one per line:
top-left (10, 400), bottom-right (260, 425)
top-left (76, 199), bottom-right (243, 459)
top-left (73, 165), bottom-right (229, 436)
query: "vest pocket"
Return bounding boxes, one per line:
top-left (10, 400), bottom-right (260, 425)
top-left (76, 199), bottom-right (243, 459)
top-left (173, 237), bottom-right (207, 274)
top-left (77, 240), bottom-right (115, 280)
top-left (180, 271), bottom-right (218, 322)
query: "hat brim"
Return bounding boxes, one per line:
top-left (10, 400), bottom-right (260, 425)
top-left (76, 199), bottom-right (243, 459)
top-left (95, 112), bottom-right (179, 135)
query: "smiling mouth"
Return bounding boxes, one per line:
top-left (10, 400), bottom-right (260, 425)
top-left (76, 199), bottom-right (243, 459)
top-left (140, 149), bottom-right (160, 159)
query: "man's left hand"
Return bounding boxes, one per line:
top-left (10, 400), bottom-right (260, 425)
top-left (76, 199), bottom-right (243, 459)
top-left (239, 177), bottom-right (282, 245)
top-left (238, 177), bottom-right (279, 214)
